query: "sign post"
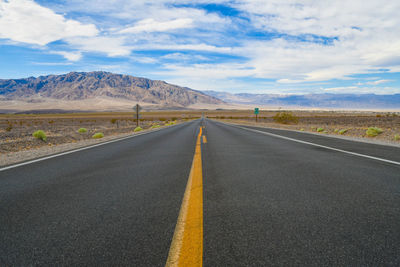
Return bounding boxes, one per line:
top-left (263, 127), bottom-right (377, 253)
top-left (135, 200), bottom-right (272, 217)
top-left (254, 107), bottom-right (259, 122)
top-left (133, 104), bottom-right (141, 127)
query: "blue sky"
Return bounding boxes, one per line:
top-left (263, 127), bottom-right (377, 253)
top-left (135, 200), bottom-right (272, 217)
top-left (0, 0), bottom-right (399, 94)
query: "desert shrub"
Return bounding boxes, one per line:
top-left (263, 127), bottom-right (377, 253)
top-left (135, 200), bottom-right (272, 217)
top-left (317, 127), bottom-right (324, 132)
top-left (334, 129), bottom-right (339, 133)
top-left (92, 132), bottom-right (104, 139)
top-left (159, 118), bottom-right (166, 121)
top-left (48, 120), bottom-right (54, 124)
top-left (394, 134), bottom-right (399, 141)
top-left (134, 127), bottom-right (143, 132)
top-left (5, 123), bottom-right (12, 131)
top-left (273, 112), bottom-right (299, 124)
top-left (376, 114), bottom-right (382, 118)
top-left (151, 124), bottom-right (160, 129)
top-left (78, 128), bottom-right (88, 133)
top-left (110, 118), bottom-right (118, 124)
top-left (171, 117), bottom-right (178, 121)
top-left (338, 129), bottom-right (348, 135)
top-left (299, 128), bottom-right (304, 131)
top-left (33, 130), bottom-right (47, 141)
top-left (366, 127), bottom-right (383, 137)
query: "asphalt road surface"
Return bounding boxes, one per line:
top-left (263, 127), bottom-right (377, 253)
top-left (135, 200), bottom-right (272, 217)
top-left (1, 118), bottom-right (399, 266)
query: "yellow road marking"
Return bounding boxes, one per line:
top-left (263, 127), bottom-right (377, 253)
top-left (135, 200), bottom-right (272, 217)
top-left (202, 135), bottom-right (207, 143)
top-left (166, 127), bottom-right (203, 267)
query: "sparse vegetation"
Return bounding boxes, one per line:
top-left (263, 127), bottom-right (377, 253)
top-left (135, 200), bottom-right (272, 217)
top-left (151, 124), bottom-right (160, 129)
top-left (110, 118), bottom-right (118, 124)
top-left (394, 134), bottom-right (399, 141)
top-left (78, 128), bottom-right (88, 133)
top-left (317, 127), bottom-right (324, 132)
top-left (366, 127), bottom-right (383, 137)
top-left (338, 129), bottom-right (348, 135)
top-left (5, 123), bottom-right (12, 132)
top-left (92, 132), bottom-right (104, 139)
top-left (273, 112), bottom-right (299, 124)
top-left (33, 130), bottom-right (47, 141)
top-left (134, 127), bottom-right (143, 132)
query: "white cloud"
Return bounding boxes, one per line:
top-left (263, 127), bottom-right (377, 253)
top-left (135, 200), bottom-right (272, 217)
top-left (162, 53), bottom-right (208, 61)
top-left (120, 18), bottom-right (193, 34)
top-left (0, 0), bottom-right (98, 45)
top-left (67, 36), bottom-right (131, 57)
top-left (323, 86), bottom-right (399, 94)
top-left (365, 79), bottom-right (394, 85)
top-left (51, 51), bottom-right (82, 61)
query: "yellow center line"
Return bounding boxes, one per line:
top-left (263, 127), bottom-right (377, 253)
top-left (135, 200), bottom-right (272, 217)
top-left (166, 126), bottom-right (203, 267)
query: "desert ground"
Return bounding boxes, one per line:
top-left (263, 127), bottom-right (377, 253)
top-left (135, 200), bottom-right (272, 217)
top-left (1, 109), bottom-right (399, 165)
top-left (206, 109), bottom-right (400, 145)
top-left (0, 111), bottom-right (202, 153)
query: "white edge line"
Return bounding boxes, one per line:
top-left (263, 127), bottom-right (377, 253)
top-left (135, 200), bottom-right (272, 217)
top-left (0, 121), bottom-right (189, 172)
top-left (217, 121), bottom-right (400, 166)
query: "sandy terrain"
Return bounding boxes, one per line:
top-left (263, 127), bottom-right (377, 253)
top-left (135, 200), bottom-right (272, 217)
top-left (0, 112), bottom-right (199, 166)
top-left (208, 110), bottom-right (400, 146)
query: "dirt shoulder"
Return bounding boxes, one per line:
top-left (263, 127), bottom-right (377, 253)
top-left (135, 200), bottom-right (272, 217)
top-left (0, 115), bottom-right (185, 167)
top-left (215, 118), bottom-right (400, 147)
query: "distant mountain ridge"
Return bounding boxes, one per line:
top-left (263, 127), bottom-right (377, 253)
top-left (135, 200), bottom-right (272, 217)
top-left (203, 91), bottom-right (400, 109)
top-left (0, 71), bottom-right (223, 108)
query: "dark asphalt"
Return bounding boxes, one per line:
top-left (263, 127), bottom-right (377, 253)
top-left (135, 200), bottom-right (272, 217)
top-left (237, 123), bottom-right (400, 162)
top-left (1, 118), bottom-right (399, 266)
top-left (203, 119), bottom-right (400, 266)
top-left (0, 120), bottom-right (200, 266)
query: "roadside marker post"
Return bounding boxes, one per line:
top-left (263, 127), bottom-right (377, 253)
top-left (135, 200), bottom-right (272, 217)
top-left (254, 107), bottom-right (259, 122)
top-left (133, 104), bottom-right (141, 127)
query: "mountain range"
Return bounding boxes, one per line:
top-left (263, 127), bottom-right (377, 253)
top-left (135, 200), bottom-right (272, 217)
top-left (203, 91), bottom-right (400, 109)
top-left (0, 71), bottom-right (223, 111)
top-left (0, 71), bottom-right (399, 112)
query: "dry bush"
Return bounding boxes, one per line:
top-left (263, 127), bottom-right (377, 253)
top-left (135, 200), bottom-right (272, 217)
top-left (273, 112), bottom-right (299, 124)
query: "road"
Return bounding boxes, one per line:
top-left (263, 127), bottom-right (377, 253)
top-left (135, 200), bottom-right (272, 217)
top-left (1, 119), bottom-right (399, 266)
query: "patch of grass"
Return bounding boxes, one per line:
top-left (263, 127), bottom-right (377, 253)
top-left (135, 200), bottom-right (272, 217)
top-left (33, 130), bottom-right (47, 141)
top-left (300, 128), bottom-right (304, 131)
top-left (151, 124), bottom-right (160, 129)
top-left (134, 126), bottom-right (143, 132)
top-left (366, 127), bottom-right (383, 137)
top-left (273, 112), bottom-right (299, 124)
top-left (78, 128), bottom-right (88, 133)
top-left (317, 127), bottom-right (324, 132)
top-left (92, 132), bottom-right (104, 139)
top-left (394, 134), bottom-right (400, 141)
top-left (338, 129), bottom-right (348, 135)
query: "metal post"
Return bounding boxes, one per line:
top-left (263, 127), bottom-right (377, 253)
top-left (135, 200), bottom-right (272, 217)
top-left (136, 104), bottom-right (139, 127)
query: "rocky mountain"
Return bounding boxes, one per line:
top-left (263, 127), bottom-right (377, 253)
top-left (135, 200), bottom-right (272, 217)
top-left (0, 71), bottom-right (223, 108)
top-left (203, 91), bottom-right (400, 109)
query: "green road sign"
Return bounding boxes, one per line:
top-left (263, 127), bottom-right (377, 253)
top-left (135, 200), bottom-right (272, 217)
top-left (254, 108), bottom-right (259, 115)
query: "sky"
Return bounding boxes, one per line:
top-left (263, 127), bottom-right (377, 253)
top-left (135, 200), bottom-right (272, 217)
top-left (0, 0), bottom-right (399, 94)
